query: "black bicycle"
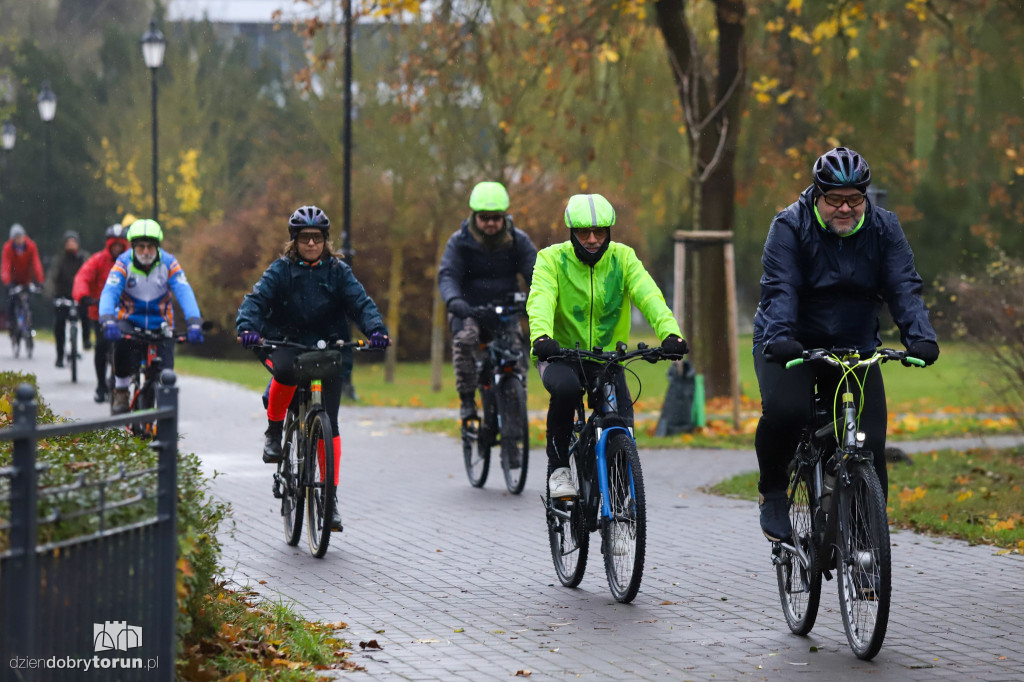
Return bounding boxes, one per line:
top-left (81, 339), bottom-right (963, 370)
top-left (461, 292), bottom-right (530, 495)
top-left (772, 347), bottom-right (925, 660)
top-left (261, 338), bottom-right (380, 558)
top-left (119, 324), bottom-right (198, 437)
top-left (53, 297), bottom-right (81, 382)
top-left (8, 283), bottom-right (39, 359)
top-left (544, 342), bottom-right (684, 603)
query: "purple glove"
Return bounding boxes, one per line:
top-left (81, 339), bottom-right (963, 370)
top-left (103, 320), bottom-right (121, 341)
top-left (239, 331), bottom-right (262, 348)
top-left (368, 332), bottom-right (390, 349)
top-left (186, 319), bottom-right (204, 345)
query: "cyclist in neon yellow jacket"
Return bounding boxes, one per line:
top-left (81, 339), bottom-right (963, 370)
top-left (527, 193), bottom-right (688, 498)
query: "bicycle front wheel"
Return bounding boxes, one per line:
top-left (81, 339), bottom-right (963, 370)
top-left (498, 376), bottom-right (529, 495)
top-left (69, 326), bottom-right (78, 383)
top-left (462, 388), bottom-right (492, 488)
top-left (279, 413), bottom-right (304, 546)
top-left (547, 458), bottom-right (589, 587)
top-left (776, 463), bottom-right (822, 635)
top-left (602, 432), bottom-right (646, 603)
top-left (837, 460), bottom-right (891, 660)
top-left (305, 410), bottom-right (335, 558)
top-left (127, 378), bottom-right (155, 438)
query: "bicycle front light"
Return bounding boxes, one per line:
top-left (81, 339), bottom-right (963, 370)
top-left (855, 431), bottom-right (867, 445)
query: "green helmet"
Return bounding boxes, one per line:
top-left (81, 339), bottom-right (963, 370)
top-left (564, 193), bottom-right (616, 229)
top-left (468, 181), bottom-right (510, 212)
top-left (126, 218), bottom-right (163, 244)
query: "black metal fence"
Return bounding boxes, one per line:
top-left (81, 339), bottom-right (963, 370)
top-left (0, 372), bottom-right (179, 682)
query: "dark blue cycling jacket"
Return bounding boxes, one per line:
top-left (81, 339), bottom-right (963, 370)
top-left (437, 216), bottom-right (537, 307)
top-left (753, 186), bottom-right (937, 354)
top-left (236, 255), bottom-right (388, 377)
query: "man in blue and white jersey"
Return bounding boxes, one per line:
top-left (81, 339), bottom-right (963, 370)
top-left (99, 218), bottom-right (204, 414)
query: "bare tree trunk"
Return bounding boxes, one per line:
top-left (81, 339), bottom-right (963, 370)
top-left (385, 241), bottom-right (403, 384)
top-left (430, 238), bottom-right (446, 392)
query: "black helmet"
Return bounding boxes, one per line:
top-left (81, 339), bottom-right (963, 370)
top-left (812, 147), bottom-right (871, 194)
top-left (105, 223), bottom-right (126, 240)
top-left (288, 205), bottom-right (330, 240)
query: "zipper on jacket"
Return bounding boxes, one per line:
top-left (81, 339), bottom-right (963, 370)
top-left (589, 266), bottom-right (595, 350)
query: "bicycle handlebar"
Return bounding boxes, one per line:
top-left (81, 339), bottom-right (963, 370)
top-left (251, 338), bottom-right (379, 352)
top-left (9, 283), bottom-right (41, 296)
top-left (546, 341), bottom-right (686, 364)
top-left (785, 347), bottom-right (926, 370)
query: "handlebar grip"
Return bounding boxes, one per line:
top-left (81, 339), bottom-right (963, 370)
top-left (904, 356), bottom-right (926, 367)
top-left (785, 358), bottom-right (805, 369)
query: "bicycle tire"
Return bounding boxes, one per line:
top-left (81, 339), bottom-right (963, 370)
top-left (125, 376), bottom-right (148, 437)
top-left (462, 388), bottom-right (492, 488)
top-left (497, 376), bottom-right (529, 495)
top-left (837, 460), bottom-right (891, 660)
top-left (280, 412), bottom-right (304, 546)
top-left (547, 458), bottom-right (589, 588)
top-left (305, 410), bottom-right (335, 558)
top-left (11, 330), bottom-right (20, 358)
top-left (602, 432), bottom-right (646, 603)
top-left (776, 463), bottom-right (822, 635)
top-left (69, 325), bottom-right (78, 383)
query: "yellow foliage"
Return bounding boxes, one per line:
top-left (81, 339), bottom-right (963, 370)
top-left (599, 45), bottom-right (620, 63)
top-left (905, 1), bottom-right (928, 21)
top-left (909, 57), bottom-right (921, 68)
top-left (812, 19), bottom-right (839, 42)
top-left (176, 148), bottom-right (202, 216)
top-left (765, 18), bottom-right (786, 33)
top-left (752, 76), bottom-right (779, 93)
top-left (776, 90), bottom-right (794, 105)
top-left (897, 486), bottom-right (926, 504)
top-left (789, 25), bottom-right (813, 44)
top-left (957, 489), bottom-right (973, 502)
top-left (786, 0), bottom-right (803, 16)
top-left (847, 47), bottom-right (860, 61)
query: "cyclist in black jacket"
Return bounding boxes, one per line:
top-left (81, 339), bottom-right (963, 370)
top-left (438, 181), bottom-right (537, 420)
top-left (753, 147), bottom-right (939, 542)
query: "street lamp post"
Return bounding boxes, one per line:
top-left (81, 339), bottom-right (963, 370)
top-left (37, 81), bottom-right (56, 235)
top-left (2, 120), bottom-right (15, 225)
top-left (340, 0), bottom-right (357, 400)
top-left (141, 20), bottom-right (166, 222)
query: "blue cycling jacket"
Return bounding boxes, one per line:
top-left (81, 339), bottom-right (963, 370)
top-left (99, 249), bottom-right (201, 330)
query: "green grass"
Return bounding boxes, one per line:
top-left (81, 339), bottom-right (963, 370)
top-left (708, 447), bottom-right (1024, 552)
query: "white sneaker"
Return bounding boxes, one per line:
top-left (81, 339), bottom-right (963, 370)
top-left (609, 523), bottom-right (630, 556)
top-left (548, 467), bottom-right (578, 498)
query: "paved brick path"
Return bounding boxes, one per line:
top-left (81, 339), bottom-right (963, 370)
top-left (25, 347), bottom-right (1024, 681)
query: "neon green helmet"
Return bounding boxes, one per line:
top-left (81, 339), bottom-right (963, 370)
top-left (564, 193), bottom-right (615, 229)
top-left (126, 218), bottom-right (163, 244)
top-left (468, 181), bottom-right (510, 212)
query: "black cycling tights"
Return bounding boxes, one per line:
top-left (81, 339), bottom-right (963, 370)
top-left (753, 346), bottom-right (888, 497)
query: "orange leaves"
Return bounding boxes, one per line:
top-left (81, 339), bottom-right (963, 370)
top-left (897, 486), bottom-right (927, 504)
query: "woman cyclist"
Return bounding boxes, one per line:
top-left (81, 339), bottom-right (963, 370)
top-left (236, 205), bottom-right (390, 533)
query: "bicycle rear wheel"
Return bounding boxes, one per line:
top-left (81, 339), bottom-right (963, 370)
top-left (462, 387), bottom-right (492, 488)
top-left (547, 457), bottom-right (589, 587)
top-left (279, 413), bottom-right (304, 546)
top-left (305, 410), bottom-right (335, 558)
top-left (127, 378), bottom-right (155, 438)
top-left (837, 460), bottom-right (891, 660)
top-left (498, 376), bottom-right (529, 495)
top-left (776, 463), bottom-right (822, 635)
top-left (602, 432), bottom-right (646, 603)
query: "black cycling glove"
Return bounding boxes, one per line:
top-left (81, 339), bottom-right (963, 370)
top-left (448, 298), bottom-right (472, 318)
top-left (765, 339), bottom-right (804, 364)
top-left (661, 335), bottom-right (689, 357)
top-left (533, 336), bottom-right (561, 361)
top-left (904, 340), bottom-right (939, 366)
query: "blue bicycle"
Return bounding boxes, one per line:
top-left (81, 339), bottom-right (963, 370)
top-left (544, 342), bottom-right (683, 603)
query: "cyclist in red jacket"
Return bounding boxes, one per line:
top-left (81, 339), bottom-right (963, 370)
top-left (72, 223), bottom-right (130, 402)
top-left (2, 223), bottom-right (44, 336)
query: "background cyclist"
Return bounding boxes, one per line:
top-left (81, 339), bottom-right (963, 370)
top-left (99, 218), bottom-right (205, 414)
top-left (44, 230), bottom-right (87, 368)
top-left (1, 223), bottom-right (44, 338)
top-left (753, 146), bottom-right (939, 543)
top-left (236, 205), bottom-right (390, 533)
top-left (438, 181), bottom-right (537, 422)
top-left (527, 193), bottom-right (688, 499)
top-left (73, 223), bottom-right (130, 402)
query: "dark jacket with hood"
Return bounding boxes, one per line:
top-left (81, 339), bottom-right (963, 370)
top-left (753, 185), bottom-right (937, 354)
top-left (236, 253), bottom-right (388, 380)
top-left (73, 235), bottom-right (129, 321)
top-left (438, 215), bottom-right (537, 308)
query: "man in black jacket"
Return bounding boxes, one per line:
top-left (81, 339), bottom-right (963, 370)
top-left (438, 181), bottom-right (537, 420)
top-left (45, 230), bottom-right (87, 367)
top-left (752, 147), bottom-right (940, 542)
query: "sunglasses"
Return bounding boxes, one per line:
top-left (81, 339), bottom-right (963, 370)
top-left (297, 232), bottom-right (326, 244)
top-left (822, 192), bottom-right (866, 208)
top-left (477, 213), bottom-right (505, 224)
top-left (572, 227), bottom-right (609, 239)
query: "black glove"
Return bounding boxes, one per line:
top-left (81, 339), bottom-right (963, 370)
top-left (533, 335), bottom-right (561, 361)
top-left (765, 339), bottom-right (804, 364)
top-left (904, 340), bottom-right (939, 366)
top-left (661, 335), bottom-right (689, 357)
top-left (448, 298), bottom-right (472, 318)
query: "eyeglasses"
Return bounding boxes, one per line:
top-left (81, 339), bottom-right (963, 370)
top-left (297, 232), bottom-right (325, 244)
top-left (132, 241), bottom-right (158, 251)
top-left (572, 227), bottom-right (609, 239)
top-left (822, 192), bottom-right (866, 208)
top-left (477, 213), bottom-right (505, 224)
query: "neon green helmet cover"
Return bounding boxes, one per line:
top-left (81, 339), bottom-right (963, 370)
top-left (468, 181), bottom-right (510, 212)
top-left (126, 218), bottom-right (164, 243)
top-left (564, 193), bottom-right (616, 229)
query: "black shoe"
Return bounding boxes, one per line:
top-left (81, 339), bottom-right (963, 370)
top-left (94, 387), bottom-right (108, 403)
top-left (83, 338), bottom-right (93, 350)
top-left (459, 391), bottom-right (477, 421)
top-left (330, 496), bottom-right (343, 532)
top-left (55, 358), bottom-right (64, 368)
top-left (262, 420), bottom-right (284, 464)
top-left (759, 491), bottom-right (792, 542)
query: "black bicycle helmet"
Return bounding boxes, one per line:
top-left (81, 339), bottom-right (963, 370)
top-left (812, 147), bottom-right (871, 194)
top-left (105, 223), bottom-right (126, 240)
top-left (288, 205), bottom-right (330, 240)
